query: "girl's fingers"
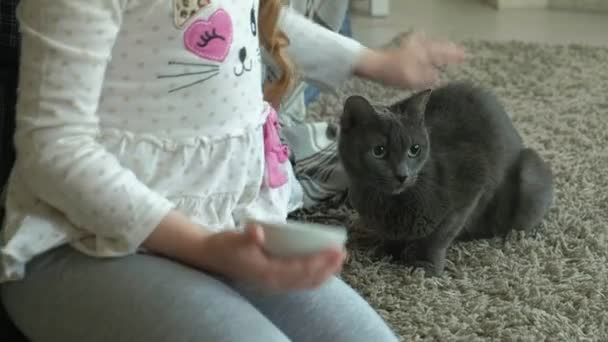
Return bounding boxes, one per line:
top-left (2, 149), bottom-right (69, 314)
top-left (260, 256), bottom-right (305, 290)
top-left (244, 223), bottom-right (265, 246)
top-left (264, 249), bottom-right (343, 290)
top-left (309, 251), bottom-right (346, 288)
top-left (409, 30), bottom-right (428, 44)
top-left (296, 249), bottom-right (345, 288)
top-left (428, 41), bottom-right (467, 67)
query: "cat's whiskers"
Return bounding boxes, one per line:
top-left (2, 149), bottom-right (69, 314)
top-left (158, 69), bottom-right (220, 79)
top-left (168, 72), bottom-right (220, 93)
top-left (162, 61), bottom-right (221, 93)
top-left (168, 61), bottom-right (221, 68)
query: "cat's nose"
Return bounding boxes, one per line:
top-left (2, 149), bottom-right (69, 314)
top-left (396, 174), bottom-right (408, 184)
top-left (239, 47), bottom-right (247, 63)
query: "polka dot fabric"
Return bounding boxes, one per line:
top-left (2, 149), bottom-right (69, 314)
top-left (0, 0), bottom-right (361, 282)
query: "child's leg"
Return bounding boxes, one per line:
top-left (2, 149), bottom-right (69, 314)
top-left (1, 246), bottom-right (290, 342)
top-left (234, 277), bottom-right (400, 342)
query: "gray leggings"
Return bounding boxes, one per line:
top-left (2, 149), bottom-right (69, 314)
top-left (1, 246), bottom-right (399, 342)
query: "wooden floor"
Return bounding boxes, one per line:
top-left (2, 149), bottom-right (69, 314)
top-left (350, 0), bottom-right (608, 47)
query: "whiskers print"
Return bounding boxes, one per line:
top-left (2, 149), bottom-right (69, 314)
top-left (159, 61), bottom-right (220, 93)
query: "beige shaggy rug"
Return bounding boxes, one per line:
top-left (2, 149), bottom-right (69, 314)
top-left (292, 37), bottom-right (608, 341)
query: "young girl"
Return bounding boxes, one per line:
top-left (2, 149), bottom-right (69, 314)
top-left (0, 0), bottom-right (465, 341)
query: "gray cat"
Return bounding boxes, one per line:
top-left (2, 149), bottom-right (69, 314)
top-left (338, 82), bottom-right (554, 277)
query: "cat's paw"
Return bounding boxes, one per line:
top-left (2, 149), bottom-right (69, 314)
top-left (401, 243), bottom-right (445, 277)
top-left (408, 260), bottom-right (442, 278)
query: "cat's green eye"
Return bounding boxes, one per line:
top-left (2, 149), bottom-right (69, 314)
top-left (408, 144), bottom-right (421, 158)
top-left (372, 145), bottom-right (387, 158)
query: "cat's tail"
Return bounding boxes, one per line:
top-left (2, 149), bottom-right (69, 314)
top-left (510, 148), bottom-right (554, 232)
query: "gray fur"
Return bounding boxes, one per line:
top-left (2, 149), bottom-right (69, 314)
top-left (338, 82), bottom-right (554, 277)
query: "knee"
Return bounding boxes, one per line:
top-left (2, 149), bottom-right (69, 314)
top-left (318, 278), bottom-right (400, 342)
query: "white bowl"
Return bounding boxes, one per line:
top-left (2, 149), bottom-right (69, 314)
top-left (248, 219), bottom-right (348, 257)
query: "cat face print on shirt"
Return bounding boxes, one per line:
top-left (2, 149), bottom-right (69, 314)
top-left (160, 0), bottom-right (261, 94)
top-left (174, 0), bottom-right (212, 29)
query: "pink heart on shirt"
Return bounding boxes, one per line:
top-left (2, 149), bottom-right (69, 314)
top-left (183, 9), bottom-right (233, 62)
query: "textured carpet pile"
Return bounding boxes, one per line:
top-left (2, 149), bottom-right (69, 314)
top-left (292, 38), bottom-right (608, 341)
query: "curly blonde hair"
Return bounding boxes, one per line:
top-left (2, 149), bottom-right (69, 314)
top-left (259, 0), bottom-right (294, 108)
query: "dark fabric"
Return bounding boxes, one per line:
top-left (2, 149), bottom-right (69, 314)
top-left (0, 0), bottom-right (19, 201)
top-left (0, 0), bottom-right (20, 64)
top-left (0, 80), bottom-right (25, 338)
top-left (1, 303), bottom-right (26, 341)
top-left (0, 69), bottom-right (17, 196)
top-left (0, 0), bottom-right (18, 180)
top-left (0, 1), bottom-right (23, 340)
top-left (304, 9), bottom-right (352, 105)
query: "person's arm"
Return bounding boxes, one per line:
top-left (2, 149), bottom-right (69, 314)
top-left (277, 8), bottom-right (466, 91)
top-left (353, 31), bottom-right (468, 90)
top-left (142, 211), bottom-right (213, 268)
top-left (277, 7), bottom-right (364, 91)
top-left (15, 0), bottom-right (180, 256)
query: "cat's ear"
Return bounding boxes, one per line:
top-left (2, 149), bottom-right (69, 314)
top-left (392, 89), bottom-right (432, 123)
top-left (341, 95), bottom-right (375, 132)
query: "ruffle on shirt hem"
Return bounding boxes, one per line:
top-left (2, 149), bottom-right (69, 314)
top-left (167, 192), bottom-right (251, 232)
top-left (97, 105), bottom-right (271, 151)
top-left (97, 123), bottom-right (264, 151)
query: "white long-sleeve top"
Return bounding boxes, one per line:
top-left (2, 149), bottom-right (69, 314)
top-left (0, 0), bottom-right (363, 282)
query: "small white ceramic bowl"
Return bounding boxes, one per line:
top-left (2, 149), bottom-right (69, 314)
top-left (247, 219), bottom-right (348, 257)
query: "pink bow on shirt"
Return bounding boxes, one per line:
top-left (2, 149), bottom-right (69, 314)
top-left (263, 107), bottom-right (290, 189)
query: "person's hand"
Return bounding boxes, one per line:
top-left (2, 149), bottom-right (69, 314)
top-left (198, 224), bottom-right (346, 292)
top-left (355, 31), bottom-right (468, 90)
